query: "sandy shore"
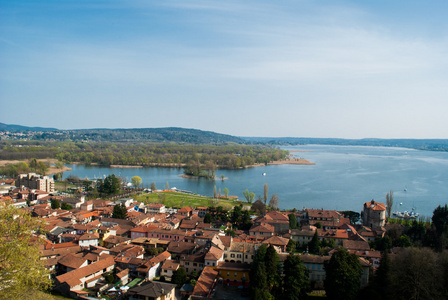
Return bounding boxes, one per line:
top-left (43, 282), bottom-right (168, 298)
top-left (246, 158), bottom-right (315, 167)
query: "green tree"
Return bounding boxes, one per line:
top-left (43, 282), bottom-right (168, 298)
top-left (283, 254), bottom-right (310, 300)
top-left (243, 189), bottom-right (255, 203)
top-left (286, 239), bottom-right (296, 253)
top-left (250, 245), bottom-right (271, 300)
top-left (308, 231), bottom-right (320, 254)
top-left (263, 183), bottom-right (269, 204)
top-left (37, 161), bottom-right (48, 175)
top-left (204, 213), bottom-right (212, 223)
top-left (432, 204), bottom-right (448, 235)
top-left (340, 211), bottom-right (360, 224)
top-left (131, 176), bottom-right (142, 188)
top-left (98, 174), bottom-right (121, 195)
top-left (389, 247), bottom-right (443, 300)
top-left (223, 187), bottom-right (229, 197)
top-left (269, 194), bottom-right (279, 210)
top-left (289, 213), bottom-right (298, 229)
top-left (112, 203), bottom-right (128, 219)
top-left (386, 190), bottom-right (394, 218)
top-left (29, 158), bottom-right (38, 172)
top-left (150, 182), bottom-right (157, 191)
top-left (373, 251), bottom-right (392, 300)
top-left (0, 202), bottom-right (52, 298)
top-left (50, 198), bottom-right (60, 209)
top-left (250, 263), bottom-right (271, 300)
top-left (265, 244), bottom-right (280, 292)
top-left (324, 248), bottom-right (362, 300)
top-left (61, 202), bottom-right (73, 210)
top-left (252, 199), bottom-right (266, 215)
top-left (172, 267), bottom-right (187, 286)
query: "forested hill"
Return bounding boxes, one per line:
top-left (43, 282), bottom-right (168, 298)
top-left (61, 127), bottom-right (244, 144)
top-left (0, 122), bottom-right (57, 132)
top-left (0, 124), bottom-right (243, 144)
top-left (242, 137), bottom-right (448, 151)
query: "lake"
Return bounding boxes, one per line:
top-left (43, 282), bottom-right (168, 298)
top-left (62, 145), bottom-right (448, 217)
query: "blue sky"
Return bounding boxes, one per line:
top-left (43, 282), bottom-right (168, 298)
top-left (1, 0), bottom-right (447, 138)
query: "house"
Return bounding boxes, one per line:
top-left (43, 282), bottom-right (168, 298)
top-left (191, 267), bottom-right (218, 299)
top-left (361, 200), bottom-right (387, 228)
top-left (204, 246), bottom-right (224, 267)
top-left (178, 206), bottom-right (193, 217)
top-left (136, 251), bottom-right (171, 280)
top-left (216, 262), bottom-right (250, 287)
top-left (301, 209), bottom-right (349, 230)
top-left (130, 224), bottom-right (160, 240)
top-left (57, 253), bottom-right (88, 274)
top-left (180, 251), bottom-right (206, 275)
top-left (299, 254), bottom-right (371, 289)
top-left (147, 203), bottom-right (166, 214)
top-left (196, 207), bottom-right (208, 218)
top-left (252, 211), bottom-right (290, 234)
top-left (78, 232), bottom-right (100, 247)
top-left (317, 228), bottom-right (350, 245)
top-left (55, 256), bottom-right (115, 295)
top-left (128, 281), bottom-right (176, 300)
top-left (160, 260), bottom-right (180, 280)
top-left (261, 236), bottom-right (290, 253)
top-left (249, 222), bottom-right (275, 236)
top-left (290, 225), bottom-right (317, 246)
top-left (167, 241), bottom-right (198, 259)
top-left (224, 241), bottom-right (257, 264)
top-left (60, 196), bottom-right (85, 209)
top-left (116, 268), bottom-right (130, 285)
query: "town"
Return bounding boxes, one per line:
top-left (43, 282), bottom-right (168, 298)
top-left (1, 172), bottom-right (447, 300)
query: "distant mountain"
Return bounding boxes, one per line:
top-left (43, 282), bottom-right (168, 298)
top-left (61, 127), bottom-right (244, 144)
top-left (242, 137), bottom-right (448, 151)
top-left (0, 122), bottom-right (58, 132)
top-left (1, 126), bottom-right (243, 144)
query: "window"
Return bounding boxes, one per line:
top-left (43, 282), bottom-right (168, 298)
top-left (227, 272), bottom-right (230, 276)
top-left (193, 263), bottom-right (197, 267)
top-left (185, 262), bottom-right (190, 266)
top-left (230, 254), bottom-right (235, 258)
top-left (234, 272), bottom-right (237, 277)
top-left (237, 254), bottom-right (241, 258)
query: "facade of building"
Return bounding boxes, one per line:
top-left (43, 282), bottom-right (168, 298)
top-left (361, 200), bottom-right (386, 228)
top-left (16, 173), bottom-right (55, 192)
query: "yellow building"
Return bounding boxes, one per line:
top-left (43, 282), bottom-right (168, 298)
top-left (216, 262), bottom-right (250, 287)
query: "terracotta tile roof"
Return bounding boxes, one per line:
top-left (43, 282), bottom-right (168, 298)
top-left (128, 281), bottom-right (176, 298)
top-left (79, 232), bottom-right (100, 241)
top-left (306, 209), bottom-right (343, 220)
top-left (193, 267), bottom-right (218, 297)
top-left (56, 256), bottom-right (115, 287)
top-left (262, 236), bottom-right (289, 246)
top-left (343, 240), bottom-right (370, 251)
top-left (178, 206), bottom-right (193, 213)
top-left (205, 246), bottom-right (224, 261)
top-left (161, 260), bottom-right (179, 271)
top-left (249, 222), bottom-right (275, 233)
top-left (167, 241), bottom-right (197, 254)
top-left (364, 201), bottom-right (386, 211)
top-left (58, 253), bottom-right (87, 269)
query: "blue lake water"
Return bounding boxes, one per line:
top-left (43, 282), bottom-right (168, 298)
top-left (62, 145), bottom-right (448, 217)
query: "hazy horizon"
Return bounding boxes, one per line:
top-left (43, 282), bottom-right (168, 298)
top-left (1, 1), bottom-right (448, 139)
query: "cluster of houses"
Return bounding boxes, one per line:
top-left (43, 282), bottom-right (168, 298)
top-left (0, 174), bottom-right (388, 299)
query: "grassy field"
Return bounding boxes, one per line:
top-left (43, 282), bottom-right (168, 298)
top-left (134, 191), bottom-right (243, 210)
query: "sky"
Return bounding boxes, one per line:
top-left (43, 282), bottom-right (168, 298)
top-left (1, 0), bottom-right (448, 139)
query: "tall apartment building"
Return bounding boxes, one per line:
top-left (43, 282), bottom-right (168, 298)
top-left (16, 173), bottom-right (55, 192)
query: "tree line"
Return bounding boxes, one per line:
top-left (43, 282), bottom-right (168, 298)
top-left (0, 140), bottom-right (288, 169)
